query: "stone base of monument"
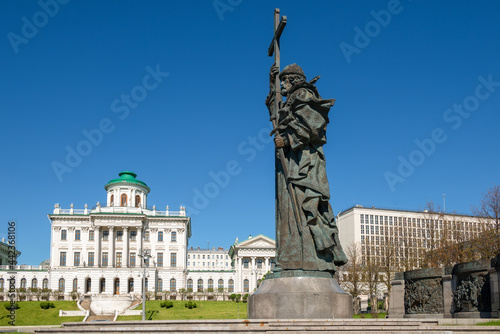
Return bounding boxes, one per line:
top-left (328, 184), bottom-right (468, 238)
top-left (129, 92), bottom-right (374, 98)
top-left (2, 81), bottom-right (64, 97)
top-left (248, 275), bottom-right (352, 319)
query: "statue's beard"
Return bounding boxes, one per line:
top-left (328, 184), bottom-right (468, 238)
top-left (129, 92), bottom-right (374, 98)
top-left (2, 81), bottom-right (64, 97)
top-left (281, 88), bottom-right (288, 97)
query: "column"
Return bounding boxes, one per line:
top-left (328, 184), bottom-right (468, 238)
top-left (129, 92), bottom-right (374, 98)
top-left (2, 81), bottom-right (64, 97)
top-left (137, 228), bottom-right (143, 267)
top-left (123, 227), bottom-right (129, 267)
top-left (68, 227), bottom-right (74, 267)
top-left (50, 227), bottom-right (58, 268)
top-left (265, 257), bottom-right (270, 273)
top-left (237, 257), bottom-right (242, 293)
top-left (96, 226), bottom-right (101, 267)
top-left (109, 226), bottom-right (115, 267)
top-left (82, 227), bottom-right (88, 267)
top-left (150, 228), bottom-right (157, 265)
top-left (251, 257), bottom-right (256, 291)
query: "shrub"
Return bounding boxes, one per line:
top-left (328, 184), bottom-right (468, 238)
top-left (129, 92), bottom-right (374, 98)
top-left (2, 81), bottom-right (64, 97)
top-left (230, 293), bottom-right (236, 301)
top-left (4, 302), bottom-right (20, 310)
top-left (184, 301), bottom-right (197, 309)
top-left (242, 293), bottom-right (249, 303)
top-left (160, 301), bottom-right (174, 309)
top-left (40, 301), bottom-right (55, 309)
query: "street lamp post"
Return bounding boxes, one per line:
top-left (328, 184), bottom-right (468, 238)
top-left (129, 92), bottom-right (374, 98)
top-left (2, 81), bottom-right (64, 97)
top-left (138, 249), bottom-right (151, 321)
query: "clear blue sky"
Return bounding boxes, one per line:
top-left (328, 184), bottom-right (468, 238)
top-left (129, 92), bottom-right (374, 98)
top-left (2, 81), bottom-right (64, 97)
top-left (1, 1), bottom-right (499, 265)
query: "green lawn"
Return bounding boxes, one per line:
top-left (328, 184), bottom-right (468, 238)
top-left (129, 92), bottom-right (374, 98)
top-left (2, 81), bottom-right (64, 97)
top-left (0, 301), bottom-right (84, 326)
top-left (477, 320), bottom-right (500, 326)
top-left (353, 312), bottom-right (387, 319)
top-left (117, 300), bottom-right (248, 321)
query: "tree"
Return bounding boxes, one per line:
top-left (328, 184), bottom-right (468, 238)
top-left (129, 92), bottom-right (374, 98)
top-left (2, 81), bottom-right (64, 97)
top-left (472, 184), bottom-right (500, 257)
top-left (339, 243), bottom-right (364, 300)
top-left (421, 201), bottom-right (443, 268)
top-left (363, 247), bottom-right (380, 318)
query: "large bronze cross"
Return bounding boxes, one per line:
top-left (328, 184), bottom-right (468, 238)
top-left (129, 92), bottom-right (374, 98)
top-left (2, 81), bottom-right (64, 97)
top-left (268, 9), bottom-right (302, 230)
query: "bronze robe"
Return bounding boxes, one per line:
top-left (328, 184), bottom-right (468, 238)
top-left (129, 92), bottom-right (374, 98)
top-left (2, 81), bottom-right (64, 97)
top-left (266, 82), bottom-right (347, 274)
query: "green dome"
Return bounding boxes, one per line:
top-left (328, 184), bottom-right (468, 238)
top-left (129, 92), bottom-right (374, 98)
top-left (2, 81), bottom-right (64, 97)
top-left (105, 171), bottom-right (150, 193)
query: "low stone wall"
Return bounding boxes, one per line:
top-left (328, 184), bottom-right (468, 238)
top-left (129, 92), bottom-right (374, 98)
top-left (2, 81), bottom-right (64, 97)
top-left (59, 310), bottom-right (88, 317)
top-left (389, 254), bottom-right (500, 319)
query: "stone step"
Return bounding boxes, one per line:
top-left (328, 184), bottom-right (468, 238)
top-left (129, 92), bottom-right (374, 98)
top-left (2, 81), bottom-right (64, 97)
top-left (34, 320), bottom-right (500, 334)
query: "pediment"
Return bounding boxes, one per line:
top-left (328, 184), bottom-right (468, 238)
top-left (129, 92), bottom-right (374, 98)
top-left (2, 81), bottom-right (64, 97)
top-left (237, 235), bottom-right (275, 249)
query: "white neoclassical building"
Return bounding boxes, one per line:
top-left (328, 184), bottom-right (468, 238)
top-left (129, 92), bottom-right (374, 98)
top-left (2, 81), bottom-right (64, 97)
top-left (0, 171), bottom-right (276, 300)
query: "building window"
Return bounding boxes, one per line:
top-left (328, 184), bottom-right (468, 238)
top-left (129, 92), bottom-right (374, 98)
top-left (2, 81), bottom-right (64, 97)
top-left (145, 278), bottom-right (148, 291)
top-left (243, 259), bottom-right (249, 268)
top-left (144, 231), bottom-right (150, 241)
top-left (59, 278), bottom-right (65, 292)
top-left (74, 252), bottom-right (80, 266)
top-left (270, 259), bottom-right (276, 269)
top-left (121, 194), bottom-right (127, 206)
top-left (171, 231), bottom-right (177, 242)
top-left (61, 230), bottom-right (67, 240)
top-left (187, 279), bottom-right (193, 292)
top-left (257, 259), bottom-right (263, 269)
top-left (228, 279), bottom-right (234, 292)
top-left (117, 231), bottom-right (123, 241)
top-left (197, 279), bottom-right (203, 292)
top-left (89, 230), bottom-right (94, 241)
top-left (244, 279), bottom-right (249, 292)
top-left (73, 278), bottom-right (78, 292)
top-left (43, 278), bottom-right (48, 290)
top-left (208, 279), bottom-right (214, 292)
top-left (128, 278), bottom-right (134, 293)
top-left (145, 257), bottom-right (149, 267)
top-left (88, 252), bottom-right (94, 266)
top-left (116, 252), bottom-right (122, 268)
top-left (130, 231), bottom-right (137, 241)
top-left (60, 252), bottom-right (66, 266)
top-left (110, 194), bottom-right (114, 206)
top-left (102, 252), bottom-right (108, 267)
top-left (100, 278), bottom-right (105, 293)
top-left (75, 230), bottom-right (81, 240)
top-left (31, 278), bottom-right (37, 289)
top-left (170, 278), bottom-right (176, 292)
top-left (218, 279), bottom-right (224, 292)
top-left (135, 195), bottom-right (141, 208)
top-left (361, 225), bottom-right (364, 234)
top-left (20, 278), bottom-right (26, 289)
top-left (170, 253), bottom-right (177, 267)
top-left (157, 253), bottom-right (163, 267)
top-left (130, 253), bottom-right (136, 267)
top-left (103, 230), bottom-right (109, 241)
top-left (157, 278), bottom-right (163, 291)
top-left (158, 231), bottom-right (163, 241)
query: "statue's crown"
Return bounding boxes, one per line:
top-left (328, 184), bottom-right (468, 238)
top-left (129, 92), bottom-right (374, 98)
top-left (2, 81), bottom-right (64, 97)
top-left (279, 63), bottom-right (305, 80)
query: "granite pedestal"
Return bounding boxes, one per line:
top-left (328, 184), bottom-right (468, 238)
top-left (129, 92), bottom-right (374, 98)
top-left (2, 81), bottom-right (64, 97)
top-left (248, 275), bottom-right (352, 319)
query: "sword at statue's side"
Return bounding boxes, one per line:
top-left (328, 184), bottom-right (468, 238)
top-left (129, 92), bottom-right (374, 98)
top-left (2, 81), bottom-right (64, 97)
top-left (268, 9), bottom-right (303, 229)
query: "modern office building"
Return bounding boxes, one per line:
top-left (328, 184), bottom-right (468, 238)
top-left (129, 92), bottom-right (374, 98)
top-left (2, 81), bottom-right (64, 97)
top-left (337, 205), bottom-right (495, 269)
